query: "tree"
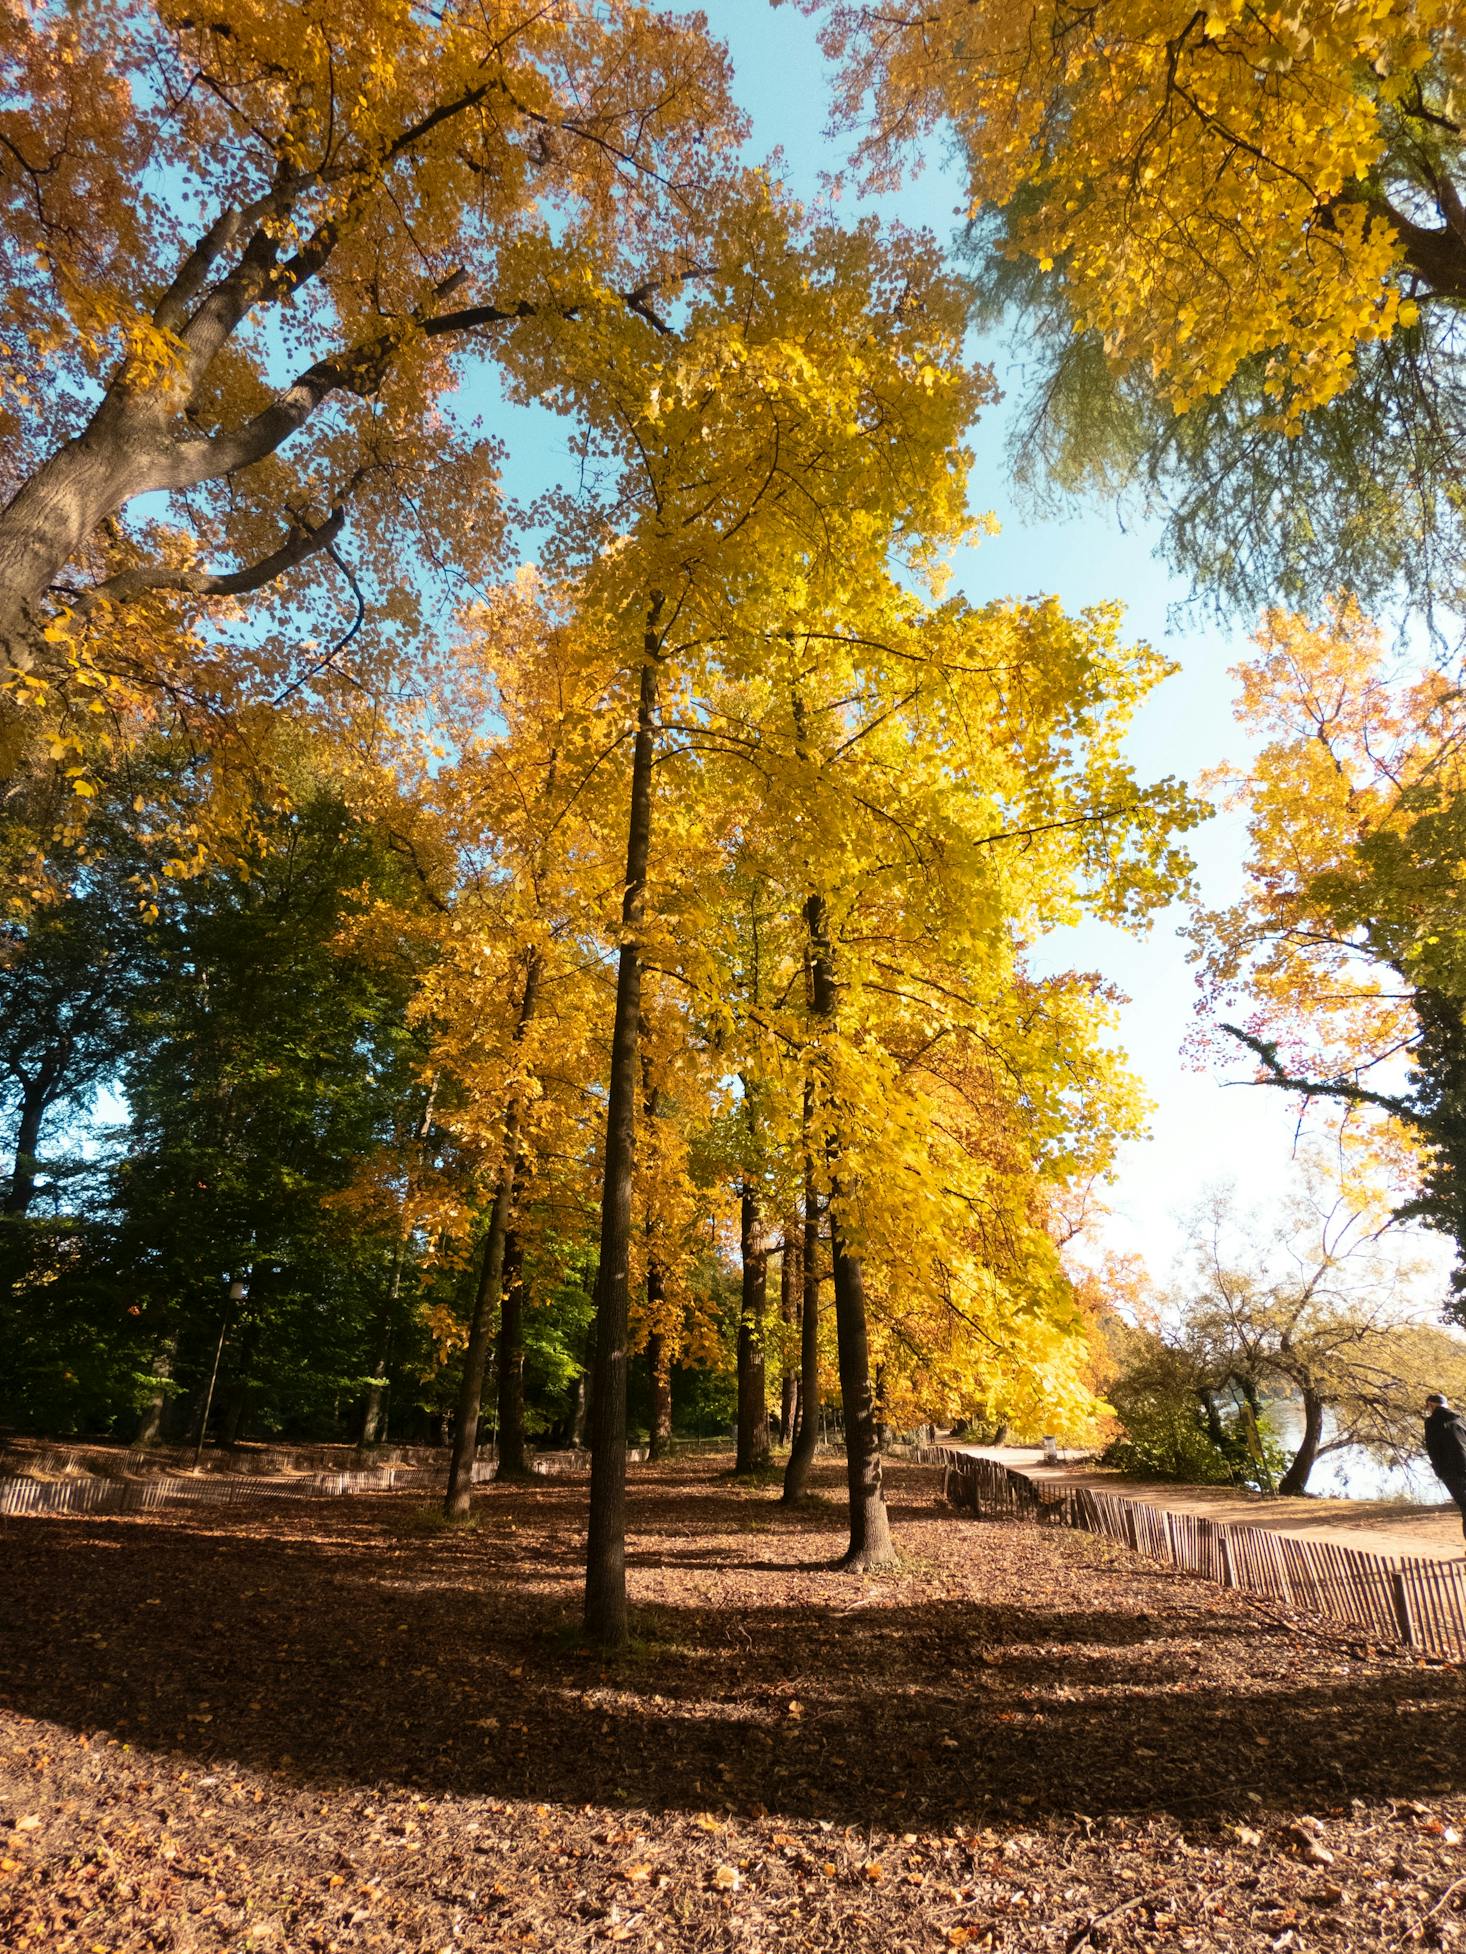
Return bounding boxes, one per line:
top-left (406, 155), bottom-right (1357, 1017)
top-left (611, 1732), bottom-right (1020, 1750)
top-left (0, 748), bottom-right (447, 1440)
top-left (407, 581), bottom-right (624, 1510)
top-left (1195, 598), bottom-right (1466, 1303)
top-left (646, 562), bottom-right (1198, 1562)
top-left (0, 0), bottom-right (749, 829)
top-left (0, 843), bottom-right (139, 1216)
top-left (547, 191), bottom-right (987, 1644)
top-left (1164, 1176), bottom-right (1466, 1496)
top-left (970, 253), bottom-right (1466, 622)
top-left (808, 0), bottom-right (1466, 618)
top-left (113, 780), bottom-right (435, 1440)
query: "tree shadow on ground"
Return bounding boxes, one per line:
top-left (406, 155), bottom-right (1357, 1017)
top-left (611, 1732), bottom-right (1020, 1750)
top-left (2, 1466), bottom-right (1463, 1834)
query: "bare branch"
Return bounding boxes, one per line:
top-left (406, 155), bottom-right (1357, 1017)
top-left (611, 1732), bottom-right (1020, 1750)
top-left (68, 505), bottom-right (347, 614)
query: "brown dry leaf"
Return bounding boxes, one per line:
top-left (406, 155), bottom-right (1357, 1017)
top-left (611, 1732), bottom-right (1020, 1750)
top-left (711, 1864), bottom-right (740, 1892)
top-left (622, 1863), bottom-right (653, 1883)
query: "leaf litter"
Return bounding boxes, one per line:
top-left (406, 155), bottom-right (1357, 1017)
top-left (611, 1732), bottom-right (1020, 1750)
top-left (1, 1454), bottom-right (1464, 1951)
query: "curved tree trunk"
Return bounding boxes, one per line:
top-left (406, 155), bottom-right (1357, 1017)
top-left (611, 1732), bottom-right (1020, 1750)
top-left (735, 1183), bottom-right (770, 1473)
top-left (803, 894), bottom-right (894, 1568)
top-left (782, 1145), bottom-right (822, 1504)
top-left (494, 1232), bottom-right (530, 1478)
top-left (1278, 1386), bottom-right (1325, 1497)
top-left (444, 953), bottom-right (541, 1519)
top-left (0, 398), bottom-right (151, 668)
top-left (585, 632), bottom-right (661, 1649)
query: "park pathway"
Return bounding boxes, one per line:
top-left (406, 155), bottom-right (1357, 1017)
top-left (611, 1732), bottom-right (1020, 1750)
top-left (956, 1444), bottom-right (1466, 1563)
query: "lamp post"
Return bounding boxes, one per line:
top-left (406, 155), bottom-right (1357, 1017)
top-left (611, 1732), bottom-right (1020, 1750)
top-left (193, 1276), bottom-right (247, 1468)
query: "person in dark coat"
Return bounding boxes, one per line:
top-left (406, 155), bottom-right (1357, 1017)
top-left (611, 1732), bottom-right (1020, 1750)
top-left (1423, 1393), bottom-right (1466, 1540)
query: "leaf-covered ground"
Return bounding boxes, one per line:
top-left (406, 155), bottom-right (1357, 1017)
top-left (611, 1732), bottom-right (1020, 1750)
top-left (2, 1454), bottom-right (1464, 1952)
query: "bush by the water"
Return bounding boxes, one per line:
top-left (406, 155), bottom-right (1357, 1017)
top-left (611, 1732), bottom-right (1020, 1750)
top-left (1100, 1332), bottom-right (1286, 1491)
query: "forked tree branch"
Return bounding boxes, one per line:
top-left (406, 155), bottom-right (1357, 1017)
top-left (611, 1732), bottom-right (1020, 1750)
top-left (1222, 1022), bottom-right (1426, 1127)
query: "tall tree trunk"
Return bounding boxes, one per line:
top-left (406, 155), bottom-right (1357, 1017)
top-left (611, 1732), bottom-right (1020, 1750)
top-left (569, 1370), bottom-right (589, 1449)
top-left (444, 952), bottom-right (541, 1519)
top-left (735, 1183), bottom-right (770, 1473)
top-left (642, 1057), bottom-right (674, 1463)
top-left (444, 1186), bottom-right (510, 1516)
top-left (359, 1079), bottom-right (438, 1455)
top-left (358, 1259), bottom-right (399, 1454)
top-left (4, 1081), bottom-right (48, 1216)
top-left (494, 1232), bottom-right (530, 1478)
top-left (1278, 1385), bottom-right (1325, 1496)
top-left (805, 892), bottom-right (895, 1569)
top-left (782, 1085), bottom-right (823, 1503)
top-left (358, 1358), bottom-right (389, 1451)
top-left (647, 1329), bottom-right (673, 1461)
top-left (134, 1338), bottom-right (176, 1447)
top-left (219, 1322), bottom-right (256, 1446)
top-left (585, 630), bottom-right (661, 1649)
top-left (779, 1232), bottom-right (798, 1442)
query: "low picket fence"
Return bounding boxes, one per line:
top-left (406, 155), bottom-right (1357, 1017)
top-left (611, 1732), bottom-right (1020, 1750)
top-left (909, 1445), bottom-right (1466, 1662)
top-left (0, 1443), bottom-right (634, 1521)
top-left (0, 1462), bottom-right (433, 1517)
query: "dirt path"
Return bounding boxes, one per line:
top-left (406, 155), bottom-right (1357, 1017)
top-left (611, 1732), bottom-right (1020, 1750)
top-left (1, 1454), bottom-right (1464, 1951)
top-left (962, 1446), bottom-right (1466, 1562)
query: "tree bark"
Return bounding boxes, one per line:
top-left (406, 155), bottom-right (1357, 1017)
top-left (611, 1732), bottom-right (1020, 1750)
top-left (358, 1239), bottom-right (406, 1454)
top-left (779, 1232), bottom-right (798, 1442)
top-left (494, 1231), bottom-right (530, 1478)
top-left (804, 892), bottom-right (895, 1568)
top-left (444, 1191), bottom-right (510, 1515)
top-left (134, 1338), bottom-right (176, 1447)
top-left (4, 1080), bottom-right (49, 1216)
top-left (359, 1079), bottom-right (438, 1455)
top-left (1278, 1385), bottom-right (1325, 1497)
top-left (219, 1322), bottom-right (256, 1447)
top-left (647, 1329), bottom-right (673, 1461)
top-left (585, 629), bottom-right (661, 1648)
top-left (735, 1182), bottom-right (770, 1473)
top-left (783, 1084), bottom-right (823, 1504)
top-left (641, 1056), bottom-right (674, 1463)
top-left (1197, 1385), bottom-right (1228, 1452)
top-left (444, 950), bottom-right (541, 1519)
top-left (0, 398), bottom-right (154, 666)
top-left (569, 1370), bottom-right (589, 1449)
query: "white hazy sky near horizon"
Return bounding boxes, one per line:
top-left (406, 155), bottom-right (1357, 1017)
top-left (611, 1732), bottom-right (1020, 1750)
top-left (682, 0), bottom-right (1456, 1294)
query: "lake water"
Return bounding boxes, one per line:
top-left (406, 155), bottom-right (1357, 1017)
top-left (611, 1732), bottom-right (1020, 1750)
top-left (1270, 1402), bottom-right (1437, 1504)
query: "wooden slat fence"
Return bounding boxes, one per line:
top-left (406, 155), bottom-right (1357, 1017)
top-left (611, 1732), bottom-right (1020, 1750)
top-left (0, 1443), bottom-right (638, 1521)
top-left (904, 1444), bottom-right (1466, 1662)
